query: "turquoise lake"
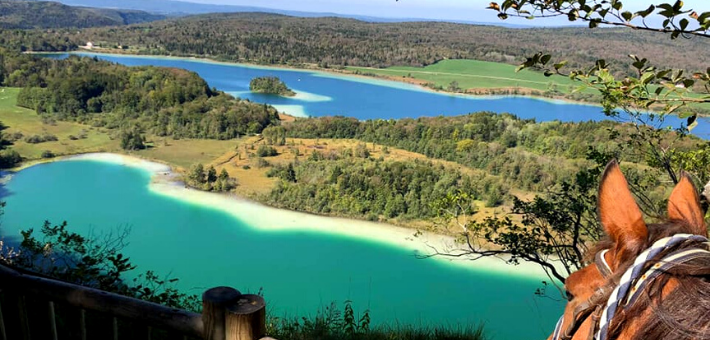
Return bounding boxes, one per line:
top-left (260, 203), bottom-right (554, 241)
top-left (47, 53), bottom-right (710, 140)
top-left (10, 52), bottom-right (704, 339)
top-left (0, 160), bottom-right (563, 340)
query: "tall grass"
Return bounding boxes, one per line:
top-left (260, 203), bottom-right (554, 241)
top-left (267, 301), bottom-right (485, 340)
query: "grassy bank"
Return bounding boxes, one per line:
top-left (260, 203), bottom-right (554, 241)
top-left (0, 87), bottom-right (119, 158)
top-left (347, 59), bottom-right (580, 94)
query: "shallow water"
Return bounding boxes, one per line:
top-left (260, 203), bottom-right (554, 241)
top-left (0, 160), bottom-right (563, 339)
top-left (45, 53), bottom-right (710, 139)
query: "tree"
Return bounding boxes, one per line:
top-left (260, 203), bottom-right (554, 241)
top-left (285, 163), bottom-right (297, 183)
top-left (429, 152), bottom-right (608, 290)
top-left (188, 163), bottom-right (205, 184)
top-left (206, 165), bottom-right (217, 183)
top-left (430, 1), bottom-right (710, 295)
top-left (218, 168), bottom-right (229, 181)
top-left (447, 80), bottom-right (461, 92)
top-left (119, 126), bottom-right (146, 151)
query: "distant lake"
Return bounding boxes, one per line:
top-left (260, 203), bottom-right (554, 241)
top-left (46, 53), bottom-right (710, 139)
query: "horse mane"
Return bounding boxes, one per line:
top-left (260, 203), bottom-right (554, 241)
top-left (593, 222), bottom-right (710, 339)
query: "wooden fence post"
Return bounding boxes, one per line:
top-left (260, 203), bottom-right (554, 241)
top-left (225, 294), bottom-right (266, 340)
top-left (202, 287), bottom-right (241, 340)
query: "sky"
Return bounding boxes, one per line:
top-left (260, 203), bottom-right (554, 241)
top-left (186, 0), bottom-right (710, 25)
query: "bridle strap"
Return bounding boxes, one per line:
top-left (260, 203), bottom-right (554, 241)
top-left (552, 259), bottom-right (613, 340)
top-left (597, 234), bottom-right (709, 340)
top-left (553, 234), bottom-right (710, 340)
top-left (595, 249), bottom-right (613, 279)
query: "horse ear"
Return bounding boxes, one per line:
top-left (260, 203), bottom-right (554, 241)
top-left (598, 160), bottom-right (648, 270)
top-left (668, 173), bottom-right (707, 237)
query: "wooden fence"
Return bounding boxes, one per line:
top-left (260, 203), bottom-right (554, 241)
top-left (0, 263), bottom-right (273, 340)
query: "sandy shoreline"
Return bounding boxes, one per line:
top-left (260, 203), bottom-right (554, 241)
top-left (38, 50), bottom-right (603, 109)
top-left (50, 152), bottom-right (551, 280)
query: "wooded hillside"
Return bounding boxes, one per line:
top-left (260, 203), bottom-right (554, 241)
top-left (56, 12), bottom-right (710, 76)
top-left (0, 1), bottom-right (165, 29)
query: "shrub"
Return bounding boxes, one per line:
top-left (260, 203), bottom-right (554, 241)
top-left (24, 134), bottom-right (58, 144)
top-left (257, 145), bottom-right (278, 157)
top-left (0, 149), bottom-right (21, 168)
top-left (41, 150), bottom-right (55, 158)
top-left (256, 157), bottom-right (270, 168)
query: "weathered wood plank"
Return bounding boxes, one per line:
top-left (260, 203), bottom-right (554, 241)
top-left (112, 317), bottom-right (118, 340)
top-left (0, 264), bottom-right (203, 338)
top-left (79, 309), bottom-right (87, 340)
top-left (47, 301), bottom-right (58, 340)
top-left (0, 292), bottom-right (7, 340)
top-left (17, 295), bottom-right (30, 340)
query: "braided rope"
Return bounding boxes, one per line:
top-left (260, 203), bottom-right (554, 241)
top-left (625, 247), bottom-right (710, 307)
top-left (595, 234), bottom-right (709, 340)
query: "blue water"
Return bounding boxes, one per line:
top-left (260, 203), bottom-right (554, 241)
top-left (45, 52), bottom-right (710, 140)
top-left (0, 160), bottom-right (563, 339)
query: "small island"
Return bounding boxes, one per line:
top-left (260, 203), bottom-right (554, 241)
top-left (249, 76), bottom-right (296, 97)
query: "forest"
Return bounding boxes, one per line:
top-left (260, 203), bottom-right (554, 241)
top-left (30, 12), bottom-right (710, 77)
top-left (281, 114), bottom-right (700, 192)
top-left (0, 49), bottom-right (280, 142)
top-left (0, 1), bottom-right (165, 29)
top-left (263, 151), bottom-right (484, 221)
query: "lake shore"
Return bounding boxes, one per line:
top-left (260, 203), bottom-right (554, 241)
top-left (34, 50), bottom-right (601, 109)
top-left (49, 152), bottom-right (551, 279)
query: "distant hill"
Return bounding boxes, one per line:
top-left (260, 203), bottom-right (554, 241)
top-left (62, 12), bottom-right (710, 75)
top-left (0, 0), bottom-right (166, 29)
top-left (40, 0), bottom-right (533, 28)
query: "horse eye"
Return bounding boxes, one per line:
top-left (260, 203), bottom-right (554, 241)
top-left (565, 290), bottom-right (575, 301)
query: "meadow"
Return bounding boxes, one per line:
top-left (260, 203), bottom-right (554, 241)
top-left (347, 59), bottom-right (580, 93)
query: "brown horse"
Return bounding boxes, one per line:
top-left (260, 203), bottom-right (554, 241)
top-left (550, 161), bottom-right (710, 340)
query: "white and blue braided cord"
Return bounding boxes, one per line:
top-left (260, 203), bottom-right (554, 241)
top-left (596, 234), bottom-right (709, 340)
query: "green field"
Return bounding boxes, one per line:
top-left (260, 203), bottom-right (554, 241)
top-left (347, 59), bottom-right (581, 93)
top-left (0, 87), bottom-right (119, 160)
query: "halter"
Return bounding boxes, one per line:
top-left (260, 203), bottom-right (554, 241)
top-left (551, 233), bottom-right (710, 340)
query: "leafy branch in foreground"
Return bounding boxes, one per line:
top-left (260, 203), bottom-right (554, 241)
top-left (487, 0), bottom-right (710, 188)
top-left (426, 152), bottom-right (610, 287)
top-left (3, 220), bottom-right (200, 311)
top-left (424, 1), bottom-right (710, 299)
top-left (488, 0), bottom-right (710, 38)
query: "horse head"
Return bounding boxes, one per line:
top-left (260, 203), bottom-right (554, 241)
top-left (550, 160), bottom-right (710, 340)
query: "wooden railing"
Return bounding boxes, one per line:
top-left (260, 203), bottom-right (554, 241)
top-left (0, 263), bottom-right (273, 340)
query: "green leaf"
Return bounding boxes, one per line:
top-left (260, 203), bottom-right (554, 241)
top-left (636, 5), bottom-right (655, 18)
top-left (688, 119), bottom-right (698, 131)
top-left (673, 0), bottom-right (684, 12)
top-left (540, 54), bottom-right (552, 65)
top-left (680, 18), bottom-right (689, 30)
top-left (640, 73), bottom-right (656, 85)
top-left (621, 11), bottom-right (633, 21)
top-left (554, 61), bottom-right (568, 70)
